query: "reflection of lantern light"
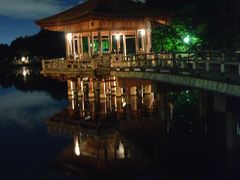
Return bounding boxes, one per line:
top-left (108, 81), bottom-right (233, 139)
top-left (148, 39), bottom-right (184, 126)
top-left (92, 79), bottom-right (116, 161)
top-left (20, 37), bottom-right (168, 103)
top-left (115, 34), bottom-right (120, 40)
top-left (21, 56), bottom-right (26, 62)
top-left (70, 81), bottom-right (74, 91)
top-left (22, 67), bottom-right (29, 77)
top-left (66, 33), bottom-right (72, 42)
top-left (74, 137), bottom-right (80, 156)
top-left (22, 69), bottom-right (27, 77)
top-left (118, 142), bottom-right (125, 158)
top-left (72, 100), bottom-right (75, 110)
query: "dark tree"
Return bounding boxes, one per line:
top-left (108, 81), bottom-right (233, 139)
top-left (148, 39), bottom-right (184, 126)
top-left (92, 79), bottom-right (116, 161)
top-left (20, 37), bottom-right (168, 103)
top-left (0, 44), bottom-right (10, 63)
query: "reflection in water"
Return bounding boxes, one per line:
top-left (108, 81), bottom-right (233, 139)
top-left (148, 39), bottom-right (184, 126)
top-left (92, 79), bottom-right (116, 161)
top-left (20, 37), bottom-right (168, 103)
top-left (0, 66), bottom-right (67, 100)
top-left (1, 67), bottom-right (239, 179)
top-left (0, 88), bottom-right (66, 129)
top-left (0, 67), bottom-right (71, 180)
top-left (46, 76), bottom-right (162, 178)
top-left (45, 75), bottom-right (240, 180)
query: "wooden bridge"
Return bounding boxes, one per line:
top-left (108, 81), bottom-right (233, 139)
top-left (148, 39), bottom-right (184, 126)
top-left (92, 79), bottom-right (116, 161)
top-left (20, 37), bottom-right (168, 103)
top-left (41, 52), bottom-right (240, 96)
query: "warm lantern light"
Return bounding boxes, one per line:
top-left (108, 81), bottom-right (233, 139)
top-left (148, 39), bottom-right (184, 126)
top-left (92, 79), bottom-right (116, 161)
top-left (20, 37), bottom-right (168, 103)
top-left (140, 29), bottom-right (146, 36)
top-left (66, 33), bottom-right (73, 42)
top-left (115, 34), bottom-right (120, 40)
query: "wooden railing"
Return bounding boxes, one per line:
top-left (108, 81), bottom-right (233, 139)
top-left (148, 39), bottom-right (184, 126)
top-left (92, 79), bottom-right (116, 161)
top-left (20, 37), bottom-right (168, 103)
top-left (111, 52), bottom-right (240, 78)
top-left (42, 52), bottom-right (240, 81)
top-left (42, 57), bottom-right (111, 75)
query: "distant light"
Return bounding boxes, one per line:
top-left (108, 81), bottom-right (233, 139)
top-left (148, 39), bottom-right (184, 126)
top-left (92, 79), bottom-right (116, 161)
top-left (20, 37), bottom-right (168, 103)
top-left (184, 35), bottom-right (190, 44)
top-left (139, 29), bottom-right (146, 36)
top-left (115, 34), bottom-right (120, 40)
top-left (66, 33), bottom-right (72, 42)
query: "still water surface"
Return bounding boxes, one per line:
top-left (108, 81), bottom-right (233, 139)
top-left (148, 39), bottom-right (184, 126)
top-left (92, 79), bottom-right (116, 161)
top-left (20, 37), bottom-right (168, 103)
top-left (0, 66), bottom-right (239, 180)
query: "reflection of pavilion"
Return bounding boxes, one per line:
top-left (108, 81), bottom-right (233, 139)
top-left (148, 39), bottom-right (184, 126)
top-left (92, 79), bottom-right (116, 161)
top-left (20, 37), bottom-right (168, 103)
top-left (66, 76), bottom-right (156, 122)
top-left (46, 112), bottom-right (155, 178)
top-left (45, 76), bottom-right (167, 177)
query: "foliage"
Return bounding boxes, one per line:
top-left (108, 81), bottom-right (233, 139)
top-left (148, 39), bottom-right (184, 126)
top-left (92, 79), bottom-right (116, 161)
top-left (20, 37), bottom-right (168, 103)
top-left (0, 44), bottom-right (10, 63)
top-left (0, 29), bottom-right (65, 64)
top-left (149, 0), bottom-right (240, 52)
top-left (152, 5), bottom-right (203, 52)
top-left (169, 90), bottom-right (199, 109)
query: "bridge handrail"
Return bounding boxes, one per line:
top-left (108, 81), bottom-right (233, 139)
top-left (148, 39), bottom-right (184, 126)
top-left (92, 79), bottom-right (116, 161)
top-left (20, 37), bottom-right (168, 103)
top-left (42, 52), bottom-right (240, 77)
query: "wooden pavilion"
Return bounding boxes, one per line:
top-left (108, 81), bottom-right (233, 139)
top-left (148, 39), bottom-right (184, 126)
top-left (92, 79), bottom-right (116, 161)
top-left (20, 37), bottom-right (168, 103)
top-left (36, 0), bottom-right (171, 62)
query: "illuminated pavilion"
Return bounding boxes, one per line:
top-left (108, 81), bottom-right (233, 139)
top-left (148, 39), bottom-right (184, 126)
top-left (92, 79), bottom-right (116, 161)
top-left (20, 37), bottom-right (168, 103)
top-left (36, 0), bottom-right (170, 61)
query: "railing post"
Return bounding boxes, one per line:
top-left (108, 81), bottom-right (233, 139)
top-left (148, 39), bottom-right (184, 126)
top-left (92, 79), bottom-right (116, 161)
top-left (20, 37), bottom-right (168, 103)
top-left (161, 59), bottom-right (165, 68)
top-left (221, 53), bottom-right (225, 62)
top-left (42, 60), bottom-right (45, 70)
top-left (238, 64), bottom-right (240, 75)
top-left (180, 60), bottom-right (184, 69)
top-left (172, 53), bottom-right (176, 68)
top-left (206, 62), bottom-right (209, 72)
top-left (192, 61), bottom-right (196, 70)
top-left (221, 63), bottom-right (225, 73)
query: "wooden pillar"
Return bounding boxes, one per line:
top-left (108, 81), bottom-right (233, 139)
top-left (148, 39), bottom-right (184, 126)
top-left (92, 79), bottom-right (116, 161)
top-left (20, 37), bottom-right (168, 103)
top-left (66, 33), bottom-right (73, 60)
top-left (123, 34), bottom-right (127, 56)
top-left (68, 79), bottom-right (77, 97)
top-left (80, 35), bottom-right (83, 57)
top-left (141, 31), bottom-right (145, 53)
top-left (144, 85), bottom-right (152, 94)
top-left (146, 21), bottom-right (152, 53)
top-left (89, 79), bottom-right (95, 98)
top-left (77, 34), bottom-right (81, 60)
top-left (65, 34), bottom-right (70, 60)
top-left (100, 80), bottom-right (106, 99)
top-left (117, 35), bottom-right (121, 52)
top-left (88, 36), bottom-right (91, 58)
top-left (105, 77), bottom-right (111, 95)
top-left (135, 30), bottom-right (139, 54)
top-left (91, 32), bottom-right (95, 57)
top-left (73, 36), bottom-right (76, 60)
top-left (116, 78), bottom-right (122, 97)
top-left (109, 31), bottom-right (112, 53)
top-left (130, 86), bottom-right (137, 96)
top-left (77, 78), bottom-right (84, 97)
top-left (116, 86), bottom-right (122, 97)
top-left (98, 31), bottom-right (102, 56)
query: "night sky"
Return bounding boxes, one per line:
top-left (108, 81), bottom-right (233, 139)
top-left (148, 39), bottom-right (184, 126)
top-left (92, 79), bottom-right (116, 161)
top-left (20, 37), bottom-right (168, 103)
top-left (0, 0), bottom-right (82, 45)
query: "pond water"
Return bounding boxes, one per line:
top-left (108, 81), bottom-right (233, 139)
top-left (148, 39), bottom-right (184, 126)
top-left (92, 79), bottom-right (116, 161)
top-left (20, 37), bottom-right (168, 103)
top-left (0, 66), bottom-right (239, 180)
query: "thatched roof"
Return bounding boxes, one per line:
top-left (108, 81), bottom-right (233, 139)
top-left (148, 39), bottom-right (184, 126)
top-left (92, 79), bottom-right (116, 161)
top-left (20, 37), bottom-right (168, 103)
top-left (36, 0), bottom-right (171, 32)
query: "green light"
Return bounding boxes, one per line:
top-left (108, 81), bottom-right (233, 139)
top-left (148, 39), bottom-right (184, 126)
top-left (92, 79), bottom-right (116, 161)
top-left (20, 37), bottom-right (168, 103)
top-left (184, 35), bottom-right (190, 44)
